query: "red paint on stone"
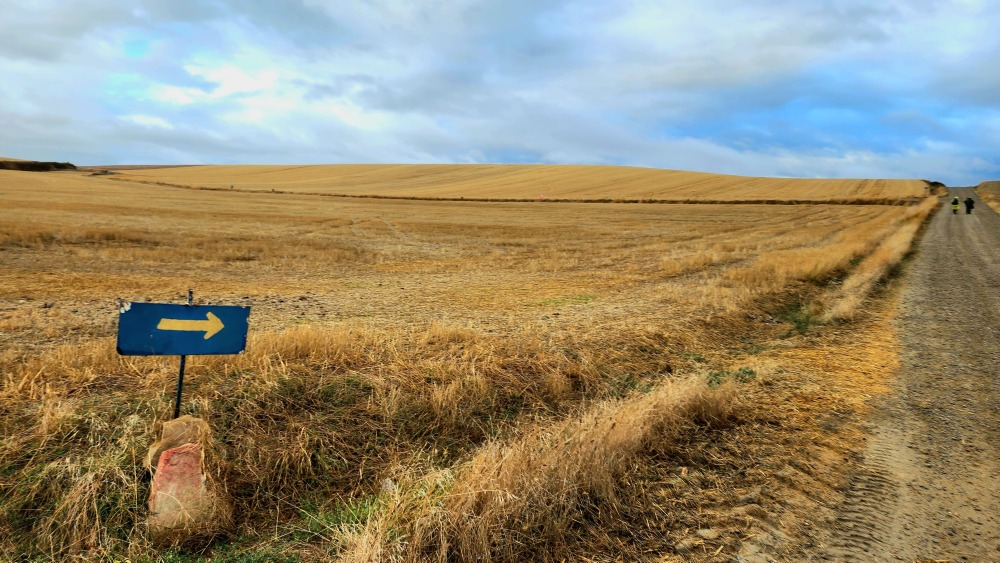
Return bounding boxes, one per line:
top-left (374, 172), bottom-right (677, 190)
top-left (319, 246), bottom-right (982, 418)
top-left (158, 444), bottom-right (203, 491)
top-left (148, 443), bottom-right (211, 535)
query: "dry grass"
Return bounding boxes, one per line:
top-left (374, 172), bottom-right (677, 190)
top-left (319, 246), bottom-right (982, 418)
top-left (0, 166), bottom-right (935, 560)
top-left (111, 164), bottom-right (926, 202)
top-left (0, 320), bottom-right (692, 559)
top-left (821, 196), bottom-right (938, 321)
top-left (975, 181), bottom-right (1000, 212)
top-left (341, 377), bottom-right (737, 561)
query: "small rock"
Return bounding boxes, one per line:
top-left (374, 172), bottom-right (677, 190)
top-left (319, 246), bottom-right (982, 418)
top-left (735, 503), bottom-right (768, 519)
top-left (738, 489), bottom-right (761, 504)
top-left (41, 302), bottom-right (53, 309)
top-left (696, 528), bottom-right (720, 540)
top-left (674, 538), bottom-right (699, 555)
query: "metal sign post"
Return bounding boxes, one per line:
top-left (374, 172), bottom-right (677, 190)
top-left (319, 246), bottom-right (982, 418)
top-left (116, 290), bottom-right (250, 418)
top-left (174, 355), bottom-right (187, 418)
top-left (174, 289), bottom-right (193, 419)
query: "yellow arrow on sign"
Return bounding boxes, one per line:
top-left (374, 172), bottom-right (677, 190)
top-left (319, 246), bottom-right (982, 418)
top-left (156, 312), bottom-right (225, 339)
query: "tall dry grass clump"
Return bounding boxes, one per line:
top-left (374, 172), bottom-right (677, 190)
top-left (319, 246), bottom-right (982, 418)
top-left (975, 181), bottom-right (1000, 212)
top-left (342, 377), bottom-right (738, 562)
top-left (708, 205), bottom-right (916, 313)
top-left (822, 196), bottom-right (938, 320)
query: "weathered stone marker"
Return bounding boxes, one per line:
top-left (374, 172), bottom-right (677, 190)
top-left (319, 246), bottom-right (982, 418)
top-left (146, 415), bottom-right (230, 544)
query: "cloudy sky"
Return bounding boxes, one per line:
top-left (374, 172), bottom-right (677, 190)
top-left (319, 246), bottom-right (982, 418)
top-left (2, 1), bottom-right (997, 185)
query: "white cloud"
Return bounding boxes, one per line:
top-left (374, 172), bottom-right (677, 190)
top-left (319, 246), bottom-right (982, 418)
top-left (149, 85), bottom-right (207, 105)
top-left (0, 0), bottom-right (998, 184)
top-left (121, 114), bottom-right (174, 129)
top-left (185, 64), bottom-right (280, 97)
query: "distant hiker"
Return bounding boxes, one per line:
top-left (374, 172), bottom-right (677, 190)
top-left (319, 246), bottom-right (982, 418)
top-left (964, 197), bottom-right (975, 214)
top-left (951, 196), bottom-right (960, 214)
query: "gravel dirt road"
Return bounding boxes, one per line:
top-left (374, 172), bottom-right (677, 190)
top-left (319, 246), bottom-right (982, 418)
top-left (818, 188), bottom-right (1000, 561)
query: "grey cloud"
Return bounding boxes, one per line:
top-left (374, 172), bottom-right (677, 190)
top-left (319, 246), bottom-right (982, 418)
top-left (359, 68), bottom-right (496, 115)
top-left (1, 0), bottom-right (999, 185)
top-left (297, 75), bottom-right (377, 101)
top-left (0, 0), bottom-right (339, 62)
top-left (931, 42), bottom-right (1000, 110)
top-left (795, 2), bottom-right (896, 45)
top-left (880, 110), bottom-right (949, 136)
top-left (0, 1), bottom-right (208, 61)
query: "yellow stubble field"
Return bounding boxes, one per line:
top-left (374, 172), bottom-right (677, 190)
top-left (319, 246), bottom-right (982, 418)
top-left (109, 163), bottom-right (927, 201)
top-left (2, 169), bottom-right (924, 344)
top-left (0, 167), bottom-right (934, 560)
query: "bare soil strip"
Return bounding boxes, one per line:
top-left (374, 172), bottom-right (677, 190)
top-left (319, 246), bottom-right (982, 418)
top-left (815, 188), bottom-right (1000, 561)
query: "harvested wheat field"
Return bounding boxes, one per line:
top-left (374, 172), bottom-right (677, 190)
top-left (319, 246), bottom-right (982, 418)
top-left (0, 166), bottom-right (938, 561)
top-left (104, 164), bottom-right (928, 203)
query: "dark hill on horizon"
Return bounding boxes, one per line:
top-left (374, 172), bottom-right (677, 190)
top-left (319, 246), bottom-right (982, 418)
top-left (0, 158), bottom-right (76, 172)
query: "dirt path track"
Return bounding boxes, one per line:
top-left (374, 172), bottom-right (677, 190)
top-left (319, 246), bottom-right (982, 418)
top-left (817, 188), bottom-right (1000, 561)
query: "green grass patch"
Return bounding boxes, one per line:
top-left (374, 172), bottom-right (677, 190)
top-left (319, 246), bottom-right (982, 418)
top-left (608, 372), bottom-right (654, 397)
top-left (293, 495), bottom-right (381, 542)
top-left (778, 303), bottom-right (819, 336)
top-left (680, 351), bottom-right (707, 363)
top-left (707, 367), bottom-right (757, 388)
top-left (158, 544), bottom-right (302, 563)
top-left (736, 337), bottom-right (767, 355)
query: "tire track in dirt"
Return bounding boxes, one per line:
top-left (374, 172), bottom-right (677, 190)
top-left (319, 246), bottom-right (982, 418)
top-left (818, 188), bottom-right (1000, 561)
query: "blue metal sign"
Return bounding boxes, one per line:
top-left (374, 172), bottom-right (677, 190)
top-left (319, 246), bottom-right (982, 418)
top-left (117, 302), bottom-right (250, 356)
